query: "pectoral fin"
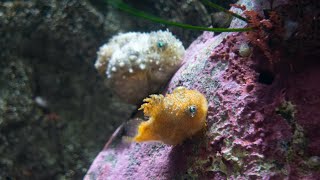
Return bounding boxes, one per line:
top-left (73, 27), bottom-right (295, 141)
top-left (133, 120), bottom-right (159, 142)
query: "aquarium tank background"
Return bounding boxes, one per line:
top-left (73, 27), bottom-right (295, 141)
top-left (1, 0), bottom-right (319, 179)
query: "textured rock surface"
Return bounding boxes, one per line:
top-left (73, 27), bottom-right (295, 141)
top-left (0, 0), bottom-right (220, 179)
top-left (0, 1), bottom-right (135, 179)
top-left (86, 0), bottom-right (320, 179)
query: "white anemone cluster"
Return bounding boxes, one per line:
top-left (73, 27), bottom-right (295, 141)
top-left (95, 30), bottom-right (185, 104)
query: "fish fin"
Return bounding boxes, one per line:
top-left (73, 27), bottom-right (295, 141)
top-left (123, 118), bottom-right (144, 137)
top-left (103, 122), bottom-right (126, 150)
top-left (138, 94), bottom-right (164, 116)
top-left (103, 118), bottom-right (145, 149)
top-left (133, 120), bottom-right (158, 142)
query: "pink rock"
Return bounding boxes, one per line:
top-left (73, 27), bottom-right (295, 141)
top-left (86, 0), bottom-right (320, 179)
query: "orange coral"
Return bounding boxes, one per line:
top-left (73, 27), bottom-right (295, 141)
top-left (133, 87), bottom-right (208, 145)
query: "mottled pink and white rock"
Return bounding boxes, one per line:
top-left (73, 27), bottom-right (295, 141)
top-left (85, 0), bottom-right (320, 179)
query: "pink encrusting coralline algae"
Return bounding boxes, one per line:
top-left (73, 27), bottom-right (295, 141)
top-left (85, 0), bottom-right (320, 179)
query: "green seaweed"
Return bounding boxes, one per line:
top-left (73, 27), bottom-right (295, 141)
top-left (200, 0), bottom-right (248, 22)
top-left (106, 0), bottom-right (253, 32)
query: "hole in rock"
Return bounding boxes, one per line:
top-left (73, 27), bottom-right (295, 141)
top-left (258, 70), bottom-right (274, 85)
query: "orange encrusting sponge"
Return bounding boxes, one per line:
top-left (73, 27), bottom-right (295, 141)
top-left (134, 87), bottom-right (208, 145)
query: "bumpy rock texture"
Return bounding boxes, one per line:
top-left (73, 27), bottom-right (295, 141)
top-left (86, 0), bottom-right (320, 179)
top-left (0, 1), bottom-right (135, 179)
top-left (0, 0), bottom-right (218, 179)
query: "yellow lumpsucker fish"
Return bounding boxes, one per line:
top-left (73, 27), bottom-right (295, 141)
top-left (133, 86), bottom-right (208, 145)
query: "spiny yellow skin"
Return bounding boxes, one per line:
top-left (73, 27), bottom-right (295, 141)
top-left (134, 87), bottom-right (208, 145)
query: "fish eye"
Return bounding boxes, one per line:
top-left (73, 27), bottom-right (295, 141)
top-left (157, 40), bottom-right (167, 48)
top-left (188, 105), bottom-right (197, 117)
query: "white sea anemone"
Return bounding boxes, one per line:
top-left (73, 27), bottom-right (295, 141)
top-left (95, 30), bottom-right (185, 104)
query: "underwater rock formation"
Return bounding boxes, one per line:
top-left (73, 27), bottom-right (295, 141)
top-left (86, 0), bottom-right (320, 179)
top-left (0, 0), bottom-right (220, 179)
top-left (95, 30), bottom-right (185, 104)
top-left (0, 1), bottom-right (135, 179)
